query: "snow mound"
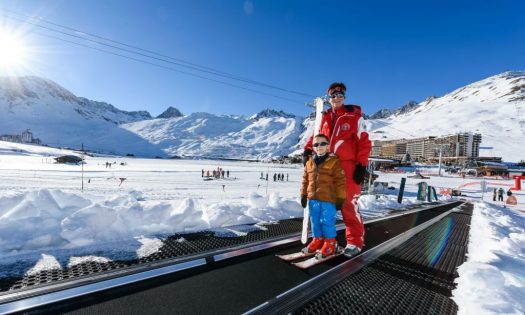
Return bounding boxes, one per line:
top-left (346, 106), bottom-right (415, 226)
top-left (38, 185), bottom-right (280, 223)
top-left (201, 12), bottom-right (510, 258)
top-left (452, 202), bottom-right (525, 315)
top-left (0, 189), bottom-right (305, 257)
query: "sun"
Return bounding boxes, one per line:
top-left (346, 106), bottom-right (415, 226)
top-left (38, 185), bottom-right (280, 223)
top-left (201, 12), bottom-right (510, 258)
top-left (0, 30), bottom-right (29, 72)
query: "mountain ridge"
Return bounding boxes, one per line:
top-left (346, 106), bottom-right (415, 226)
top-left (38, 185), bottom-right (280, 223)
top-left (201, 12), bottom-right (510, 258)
top-left (1, 71), bottom-right (524, 161)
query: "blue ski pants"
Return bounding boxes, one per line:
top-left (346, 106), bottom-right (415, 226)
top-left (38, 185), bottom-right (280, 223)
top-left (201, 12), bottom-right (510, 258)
top-left (308, 199), bottom-right (337, 238)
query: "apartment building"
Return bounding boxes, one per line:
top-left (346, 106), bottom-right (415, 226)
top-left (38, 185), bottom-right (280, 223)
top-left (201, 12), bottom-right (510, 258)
top-left (372, 132), bottom-right (482, 162)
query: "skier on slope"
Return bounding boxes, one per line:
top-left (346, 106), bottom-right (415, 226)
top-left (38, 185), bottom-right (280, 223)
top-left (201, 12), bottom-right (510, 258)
top-left (498, 187), bottom-right (505, 201)
top-left (303, 82), bottom-right (372, 258)
top-left (301, 134), bottom-right (346, 258)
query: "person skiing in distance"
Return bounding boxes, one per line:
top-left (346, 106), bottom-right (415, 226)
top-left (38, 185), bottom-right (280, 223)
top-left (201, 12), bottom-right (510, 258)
top-left (498, 187), bottom-right (504, 201)
top-left (301, 134), bottom-right (346, 258)
top-left (303, 82), bottom-right (371, 258)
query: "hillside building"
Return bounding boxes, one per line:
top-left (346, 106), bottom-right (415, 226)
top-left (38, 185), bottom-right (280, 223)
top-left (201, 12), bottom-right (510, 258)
top-left (0, 130), bottom-right (42, 145)
top-left (371, 132), bottom-right (483, 163)
top-left (21, 129), bottom-right (33, 143)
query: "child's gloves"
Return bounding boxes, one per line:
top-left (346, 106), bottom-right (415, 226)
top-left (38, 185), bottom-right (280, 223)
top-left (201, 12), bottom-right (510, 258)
top-left (302, 149), bottom-right (312, 166)
top-left (353, 163), bottom-right (368, 184)
top-left (335, 198), bottom-right (345, 210)
top-left (301, 195), bottom-right (308, 208)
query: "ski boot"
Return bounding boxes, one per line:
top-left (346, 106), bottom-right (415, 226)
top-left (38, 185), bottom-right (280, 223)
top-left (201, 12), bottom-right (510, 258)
top-left (302, 237), bottom-right (324, 254)
top-left (343, 244), bottom-right (362, 258)
top-left (316, 238), bottom-right (337, 259)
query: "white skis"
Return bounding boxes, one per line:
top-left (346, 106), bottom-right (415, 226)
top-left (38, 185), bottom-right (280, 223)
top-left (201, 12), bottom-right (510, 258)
top-left (301, 206), bottom-right (310, 244)
top-left (313, 97), bottom-right (324, 135)
top-left (301, 97), bottom-right (325, 244)
top-left (276, 250), bottom-right (315, 262)
top-left (291, 247), bottom-right (344, 269)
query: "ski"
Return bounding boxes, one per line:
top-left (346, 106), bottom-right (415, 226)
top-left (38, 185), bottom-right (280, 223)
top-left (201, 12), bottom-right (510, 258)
top-left (291, 247), bottom-right (344, 269)
top-left (276, 250), bottom-right (316, 262)
top-left (313, 96), bottom-right (324, 135)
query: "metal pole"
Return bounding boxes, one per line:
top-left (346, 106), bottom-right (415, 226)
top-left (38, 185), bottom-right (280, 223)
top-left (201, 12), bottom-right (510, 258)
top-left (438, 145), bottom-right (443, 176)
top-left (398, 178), bottom-right (406, 204)
top-left (266, 166), bottom-right (269, 196)
top-left (367, 160), bottom-right (374, 194)
top-left (81, 143), bottom-right (84, 192)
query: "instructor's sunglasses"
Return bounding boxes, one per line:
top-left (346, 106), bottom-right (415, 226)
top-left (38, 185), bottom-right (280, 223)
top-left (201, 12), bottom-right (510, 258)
top-left (313, 142), bottom-right (329, 147)
top-left (329, 92), bottom-right (345, 99)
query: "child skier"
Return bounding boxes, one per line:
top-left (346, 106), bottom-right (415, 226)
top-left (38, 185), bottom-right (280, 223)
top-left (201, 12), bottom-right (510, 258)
top-left (300, 134), bottom-right (346, 258)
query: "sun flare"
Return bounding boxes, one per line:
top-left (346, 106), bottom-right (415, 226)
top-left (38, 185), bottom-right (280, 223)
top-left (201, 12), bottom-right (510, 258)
top-left (0, 30), bottom-right (28, 72)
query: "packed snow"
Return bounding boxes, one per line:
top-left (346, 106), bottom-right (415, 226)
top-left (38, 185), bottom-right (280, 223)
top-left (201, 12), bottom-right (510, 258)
top-left (0, 140), bottom-right (524, 314)
top-left (452, 202), bottom-right (525, 315)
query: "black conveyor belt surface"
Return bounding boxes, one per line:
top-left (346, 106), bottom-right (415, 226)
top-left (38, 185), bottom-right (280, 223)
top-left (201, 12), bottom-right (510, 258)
top-left (297, 203), bottom-right (473, 315)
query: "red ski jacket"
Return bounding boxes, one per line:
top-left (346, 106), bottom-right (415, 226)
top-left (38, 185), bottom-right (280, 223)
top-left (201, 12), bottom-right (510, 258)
top-left (305, 104), bottom-right (371, 166)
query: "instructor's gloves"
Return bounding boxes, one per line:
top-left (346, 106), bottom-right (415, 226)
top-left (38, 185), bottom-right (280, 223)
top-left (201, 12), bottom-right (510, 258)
top-left (301, 195), bottom-right (308, 208)
top-left (335, 198), bottom-right (345, 210)
top-left (302, 149), bottom-right (312, 166)
top-left (353, 163), bottom-right (368, 185)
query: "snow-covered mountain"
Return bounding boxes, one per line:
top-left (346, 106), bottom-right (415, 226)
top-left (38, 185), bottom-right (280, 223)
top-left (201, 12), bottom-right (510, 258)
top-left (122, 110), bottom-right (303, 159)
top-left (1, 72), bottom-right (524, 161)
top-left (0, 76), bottom-right (163, 156)
top-left (369, 71), bottom-right (525, 161)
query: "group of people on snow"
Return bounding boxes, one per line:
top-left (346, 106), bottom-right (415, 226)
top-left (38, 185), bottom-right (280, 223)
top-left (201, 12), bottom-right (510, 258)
top-left (493, 187), bottom-right (518, 205)
top-left (259, 172), bottom-right (289, 182)
top-left (273, 173), bottom-right (288, 181)
top-left (300, 82), bottom-right (371, 259)
top-left (202, 167), bottom-right (230, 179)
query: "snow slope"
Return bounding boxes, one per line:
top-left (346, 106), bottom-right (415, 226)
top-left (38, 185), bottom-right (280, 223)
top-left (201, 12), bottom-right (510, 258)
top-left (369, 71), bottom-right (525, 162)
top-left (1, 72), bottom-right (524, 161)
top-left (0, 76), bottom-right (163, 157)
top-left (122, 112), bottom-right (304, 159)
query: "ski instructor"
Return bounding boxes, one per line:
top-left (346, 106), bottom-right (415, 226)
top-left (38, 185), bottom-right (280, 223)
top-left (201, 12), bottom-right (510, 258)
top-left (303, 82), bottom-right (371, 258)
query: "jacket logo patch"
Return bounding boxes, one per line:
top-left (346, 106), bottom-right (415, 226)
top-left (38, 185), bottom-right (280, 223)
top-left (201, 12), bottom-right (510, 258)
top-left (341, 123), bottom-right (351, 131)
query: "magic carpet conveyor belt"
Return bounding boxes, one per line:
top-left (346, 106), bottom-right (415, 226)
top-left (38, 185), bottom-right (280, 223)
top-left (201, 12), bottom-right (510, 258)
top-left (248, 202), bottom-right (472, 315)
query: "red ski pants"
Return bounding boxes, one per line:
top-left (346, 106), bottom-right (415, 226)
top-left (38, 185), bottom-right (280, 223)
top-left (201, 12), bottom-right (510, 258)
top-left (340, 160), bottom-right (365, 248)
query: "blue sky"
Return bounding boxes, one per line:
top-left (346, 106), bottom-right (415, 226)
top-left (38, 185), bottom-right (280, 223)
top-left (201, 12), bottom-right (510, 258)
top-left (1, 0), bottom-right (524, 117)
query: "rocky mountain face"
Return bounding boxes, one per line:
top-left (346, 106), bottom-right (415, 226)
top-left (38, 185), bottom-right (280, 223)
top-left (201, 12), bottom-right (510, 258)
top-left (370, 100), bottom-right (419, 119)
top-left (370, 108), bottom-right (393, 119)
top-left (250, 108), bottom-right (296, 120)
top-left (157, 106), bottom-right (183, 119)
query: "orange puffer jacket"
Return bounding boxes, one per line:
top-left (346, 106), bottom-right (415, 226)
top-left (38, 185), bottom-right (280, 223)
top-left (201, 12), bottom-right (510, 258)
top-left (301, 154), bottom-right (346, 203)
